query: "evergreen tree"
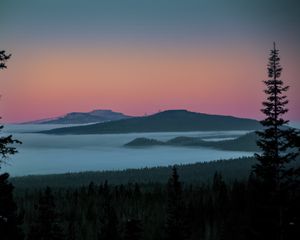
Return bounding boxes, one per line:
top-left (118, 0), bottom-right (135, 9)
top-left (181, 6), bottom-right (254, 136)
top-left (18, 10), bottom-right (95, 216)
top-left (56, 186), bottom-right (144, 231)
top-left (0, 173), bottom-right (24, 240)
top-left (98, 203), bottom-right (120, 240)
top-left (254, 42), bottom-right (299, 189)
top-left (212, 172), bottom-right (228, 240)
top-left (28, 187), bottom-right (64, 240)
top-left (0, 51), bottom-right (21, 165)
top-left (253, 43), bottom-right (300, 240)
top-left (124, 219), bottom-right (143, 240)
top-left (212, 172), bottom-right (228, 217)
top-left (0, 50), bottom-right (24, 240)
top-left (165, 166), bottom-right (187, 240)
top-left (0, 50), bottom-right (11, 69)
top-left (98, 182), bottom-right (121, 240)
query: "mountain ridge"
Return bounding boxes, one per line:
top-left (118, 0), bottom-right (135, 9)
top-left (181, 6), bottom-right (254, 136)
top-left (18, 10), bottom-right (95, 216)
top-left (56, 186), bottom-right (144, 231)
top-left (40, 109), bottom-right (262, 135)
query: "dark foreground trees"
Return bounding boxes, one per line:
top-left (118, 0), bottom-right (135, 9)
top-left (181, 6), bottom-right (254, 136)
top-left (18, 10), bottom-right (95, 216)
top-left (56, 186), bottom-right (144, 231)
top-left (254, 42), bottom-right (299, 192)
top-left (253, 43), bottom-right (300, 240)
top-left (28, 187), bottom-right (64, 240)
top-left (0, 173), bottom-right (24, 240)
top-left (165, 166), bottom-right (187, 240)
top-left (12, 157), bottom-right (300, 240)
top-left (0, 50), bottom-right (24, 240)
top-left (124, 219), bottom-right (143, 240)
top-left (0, 51), bottom-right (11, 69)
top-left (0, 51), bottom-right (21, 165)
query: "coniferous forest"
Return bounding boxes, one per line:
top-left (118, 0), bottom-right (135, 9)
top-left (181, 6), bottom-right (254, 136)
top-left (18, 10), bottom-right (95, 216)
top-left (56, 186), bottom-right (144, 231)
top-left (1, 45), bottom-right (300, 239)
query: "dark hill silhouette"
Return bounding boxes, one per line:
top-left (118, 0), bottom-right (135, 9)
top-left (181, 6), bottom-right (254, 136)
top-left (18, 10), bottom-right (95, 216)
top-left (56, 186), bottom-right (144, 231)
top-left (40, 110), bottom-right (261, 135)
top-left (124, 138), bottom-right (166, 147)
top-left (125, 132), bottom-right (259, 152)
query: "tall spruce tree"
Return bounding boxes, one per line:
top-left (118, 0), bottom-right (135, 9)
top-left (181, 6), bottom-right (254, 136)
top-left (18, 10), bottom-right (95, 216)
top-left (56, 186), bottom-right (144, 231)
top-left (254, 43), bottom-right (299, 188)
top-left (98, 182), bottom-right (121, 240)
top-left (0, 173), bottom-right (24, 240)
top-left (165, 166), bottom-right (187, 240)
top-left (0, 50), bottom-right (24, 240)
top-left (28, 187), bottom-right (64, 240)
top-left (253, 43), bottom-right (300, 240)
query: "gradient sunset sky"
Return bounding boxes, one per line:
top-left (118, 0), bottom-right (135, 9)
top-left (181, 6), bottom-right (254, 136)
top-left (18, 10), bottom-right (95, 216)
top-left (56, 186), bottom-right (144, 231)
top-left (0, 0), bottom-right (299, 123)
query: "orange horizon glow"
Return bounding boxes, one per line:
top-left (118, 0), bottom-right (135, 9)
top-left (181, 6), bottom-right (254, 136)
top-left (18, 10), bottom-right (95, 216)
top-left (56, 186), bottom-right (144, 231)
top-left (0, 45), bottom-right (299, 123)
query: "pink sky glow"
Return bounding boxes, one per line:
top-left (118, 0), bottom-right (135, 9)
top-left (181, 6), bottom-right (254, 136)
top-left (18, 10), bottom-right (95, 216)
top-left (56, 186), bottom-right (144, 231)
top-left (0, 45), bottom-right (299, 123)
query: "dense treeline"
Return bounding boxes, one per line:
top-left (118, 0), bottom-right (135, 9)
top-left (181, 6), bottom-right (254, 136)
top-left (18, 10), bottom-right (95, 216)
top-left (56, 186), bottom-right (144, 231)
top-left (11, 157), bottom-right (257, 188)
top-left (13, 169), bottom-right (300, 240)
top-left (11, 156), bottom-right (300, 189)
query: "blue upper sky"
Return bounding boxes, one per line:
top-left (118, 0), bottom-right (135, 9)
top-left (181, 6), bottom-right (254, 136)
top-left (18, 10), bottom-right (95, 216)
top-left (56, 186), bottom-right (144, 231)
top-left (1, 0), bottom-right (299, 48)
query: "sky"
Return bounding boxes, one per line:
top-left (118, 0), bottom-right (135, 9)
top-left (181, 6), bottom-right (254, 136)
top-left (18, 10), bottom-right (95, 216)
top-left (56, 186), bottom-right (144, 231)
top-left (0, 0), bottom-right (299, 123)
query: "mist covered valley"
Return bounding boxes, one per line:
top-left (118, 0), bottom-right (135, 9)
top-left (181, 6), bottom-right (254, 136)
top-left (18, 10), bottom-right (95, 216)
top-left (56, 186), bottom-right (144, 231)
top-left (1, 124), bottom-right (255, 176)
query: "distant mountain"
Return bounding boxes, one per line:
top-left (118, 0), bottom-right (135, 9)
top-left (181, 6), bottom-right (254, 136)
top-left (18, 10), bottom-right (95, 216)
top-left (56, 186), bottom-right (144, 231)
top-left (125, 132), bottom-right (259, 152)
top-left (40, 109), bottom-right (262, 134)
top-left (24, 110), bottom-right (131, 124)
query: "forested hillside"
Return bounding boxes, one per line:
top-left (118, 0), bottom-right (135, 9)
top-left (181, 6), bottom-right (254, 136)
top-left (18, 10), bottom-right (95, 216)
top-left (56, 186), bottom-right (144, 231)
top-left (13, 167), bottom-right (300, 240)
top-left (12, 157), bottom-right (257, 188)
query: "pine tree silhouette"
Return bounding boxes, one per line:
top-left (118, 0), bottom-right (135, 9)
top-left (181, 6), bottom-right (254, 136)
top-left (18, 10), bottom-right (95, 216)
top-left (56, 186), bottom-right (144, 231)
top-left (254, 43), bottom-right (299, 189)
top-left (0, 51), bottom-right (11, 69)
top-left (0, 173), bottom-right (24, 240)
top-left (253, 43), bottom-right (300, 240)
top-left (98, 182), bottom-right (121, 240)
top-left (124, 219), bottom-right (143, 240)
top-left (0, 50), bottom-right (24, 240)
top-left (165, 166), bottom-right (187, 240)
top-left (0, 51), bottom-right (21, 165)
top-left (28, 187), bottom-right (64, 240)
